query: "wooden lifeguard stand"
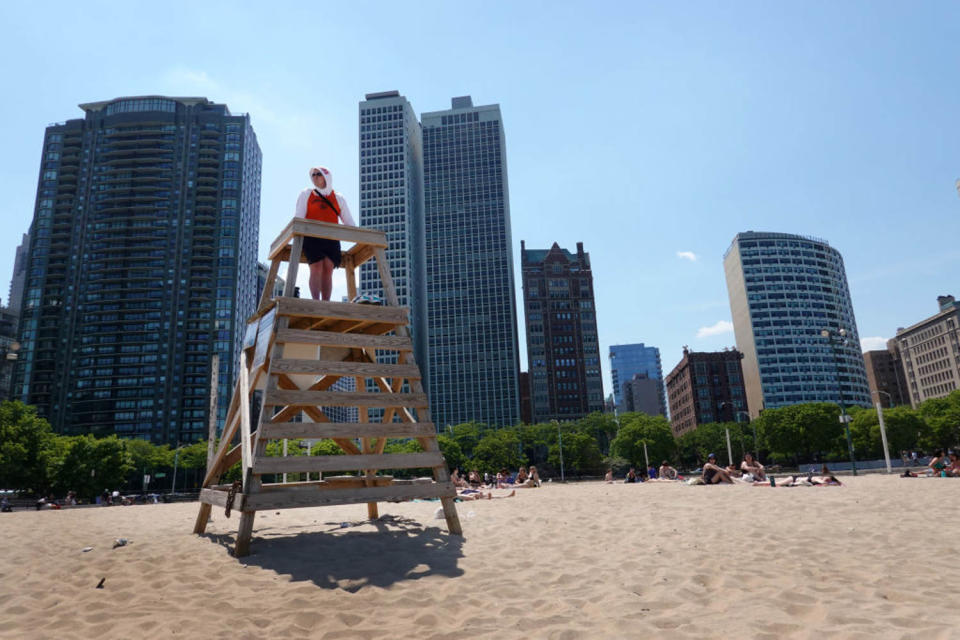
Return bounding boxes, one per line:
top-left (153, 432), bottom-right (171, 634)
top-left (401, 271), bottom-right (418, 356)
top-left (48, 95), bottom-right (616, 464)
top-left (193, 218), bottom-right (462, 556)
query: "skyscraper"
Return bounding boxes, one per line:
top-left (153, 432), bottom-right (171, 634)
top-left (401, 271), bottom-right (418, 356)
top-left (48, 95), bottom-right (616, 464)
top-left (724, 231), bottom-right (871, 416)
top-left (15, 96), bottom-right (261, 443)
top-left (8, 232), bottom-right (30, 332)
top-left (521, 241), bottom-right (603, 422)
top-left (608, 343), bottom-right (664, 413)
top-left (358, 91), bottom-right (428, 382)
top-left (422, 96), bottom-right (520, 428)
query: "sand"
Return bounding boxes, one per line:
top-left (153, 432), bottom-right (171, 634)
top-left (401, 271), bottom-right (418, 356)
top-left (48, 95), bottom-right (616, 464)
top-left (1, 475), bottom-right (958, 639)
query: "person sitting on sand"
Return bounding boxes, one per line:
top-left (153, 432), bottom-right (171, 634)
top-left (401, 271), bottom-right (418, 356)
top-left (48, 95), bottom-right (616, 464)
top-left (702, 454), bottom-right (735, 484)
top-left (945, 452), bottom-right (960, 477)
top-left (624, 467), bottom-right (640, 483)
top-left (515, 467), bottom-right (529, 486)
top-left (516, 466), bottom-right (541, 488)
top-left (740, 452), bottom-right (766, 481)
top-left (604, 469), bottom-right (614, 483)
top-left (658, 461), bottom-right (678, 480)
top-left (928, 450), bottom-right (947, 476)
top-left (451, 469), bottom-right (468, 489)
top-left (468, 470), bottom-right (484, 488)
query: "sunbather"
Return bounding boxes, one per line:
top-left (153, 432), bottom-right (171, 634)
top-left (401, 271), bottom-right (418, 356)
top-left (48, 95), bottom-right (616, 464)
top-left (740, 453), bottom-right (766, 481)
top-left (928, 450), bottom-right (947, 476)
top-left (945, 453), bottom-right (960, 477)
top-left (658, 461), bottom-right (678, 480)
top-left (702, 454), bottom-right (735, 484)
top-left (516, 466), bottom-right (541, 488)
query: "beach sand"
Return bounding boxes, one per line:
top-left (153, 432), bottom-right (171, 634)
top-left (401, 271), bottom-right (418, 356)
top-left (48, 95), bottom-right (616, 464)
top-left (1, 474), bottom-right (958, 639)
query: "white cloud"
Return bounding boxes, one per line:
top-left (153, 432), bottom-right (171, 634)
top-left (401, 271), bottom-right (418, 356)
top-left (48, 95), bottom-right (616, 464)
top-left (697, 320), bottom-right (734, 338)
top-left (676, 251), bottom-right (697, 262)
top-left (860, 336), bottom-right (888, 352)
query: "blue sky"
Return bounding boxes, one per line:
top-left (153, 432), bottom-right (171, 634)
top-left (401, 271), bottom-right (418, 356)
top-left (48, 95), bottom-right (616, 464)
top-left (1, 1), bottom-right (958, 396)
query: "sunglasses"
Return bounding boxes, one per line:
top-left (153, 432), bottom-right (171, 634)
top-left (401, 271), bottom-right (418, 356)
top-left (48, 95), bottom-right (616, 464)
top-left (311, 172), bottom-right (323, 178)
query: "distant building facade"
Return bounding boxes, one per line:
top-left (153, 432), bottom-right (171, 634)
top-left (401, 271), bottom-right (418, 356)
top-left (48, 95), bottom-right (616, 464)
top-left (665, 348), bottom-right (747, 438)
top-left (358, 91), bottom-right (428, 386)
top-left (0, 307), bottom-right (18, 401)
top-left (609, 343), bottom-right (664, 414)
top-left (724, 231), bottom-right (871, 417)
top-left (863, 340), bottom-right (908, 408)
top-left (622, 373), bottom-right (663, 416)
top-left (8, 232), bottom-right (30, 333)
top-left (14, 96), bottom-right (261, 443)
top-left (422, 96), bottom-right (520, 428)
top-left (518, 371), bottom-right (532, 425)
top-left (521, 241), bottom-right (603, 422)
top-left (256, 262), bottom-right (285, 304)
top-left (893, 295), bottom-right (960, 407)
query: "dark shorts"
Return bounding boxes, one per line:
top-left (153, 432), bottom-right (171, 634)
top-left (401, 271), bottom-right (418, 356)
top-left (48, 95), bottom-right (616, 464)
top-left (302, 237), bottom-right (342, 267)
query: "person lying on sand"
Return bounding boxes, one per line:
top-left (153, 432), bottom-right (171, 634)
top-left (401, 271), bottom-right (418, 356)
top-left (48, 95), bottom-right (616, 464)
top-left (658, 461), bottom-right (678, 480)
top-left (740, 453), bottom-right (766, 481)
top-left (702, 454), bottom-right (735, 484)
top-left (457, 488), bottom-right (516, 501)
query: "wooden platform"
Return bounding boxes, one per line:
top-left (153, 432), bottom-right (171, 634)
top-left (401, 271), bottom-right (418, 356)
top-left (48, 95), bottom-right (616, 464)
top-left (193, 218), bottom-right (461, 556)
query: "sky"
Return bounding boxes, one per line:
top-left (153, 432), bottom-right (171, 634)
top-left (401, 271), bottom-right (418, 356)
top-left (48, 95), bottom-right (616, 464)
top-left (1, 1), bottom-right (958, 397)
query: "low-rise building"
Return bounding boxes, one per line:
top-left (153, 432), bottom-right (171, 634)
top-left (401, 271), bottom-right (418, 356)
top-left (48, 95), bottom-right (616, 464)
top-left (665, 348), bottom-right (747, 438)
top-left (894, 295), bottom-right (960, 407)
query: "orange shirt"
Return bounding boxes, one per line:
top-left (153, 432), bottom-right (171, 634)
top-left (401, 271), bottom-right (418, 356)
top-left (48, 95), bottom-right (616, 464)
top-left (305, 190), bottom-right (341, 223)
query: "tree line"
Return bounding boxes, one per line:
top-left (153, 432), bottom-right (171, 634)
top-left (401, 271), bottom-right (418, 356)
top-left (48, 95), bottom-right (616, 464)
top-left (2, 391), bottom-right (958, 497)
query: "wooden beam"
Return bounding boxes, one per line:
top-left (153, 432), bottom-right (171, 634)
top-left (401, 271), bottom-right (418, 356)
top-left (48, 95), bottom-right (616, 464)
top-left (276, 328), bottom-right (412, 351)
top-left (275, 297), bottom-right (408, 325)
top-left (344, 242), bottom-right (376, 268)
top-left (256, 258), bottom-right (281, 313)
top-left (263, 389), bottom-right (428, 409)
top-left (269, 358), bottom-right (421, 379)
top-left (252, 451), bottom-right (445, 475)
top-left (260, 421), bottom-right (437, 440)
top-left (244, 481), bottom-right (455, 511)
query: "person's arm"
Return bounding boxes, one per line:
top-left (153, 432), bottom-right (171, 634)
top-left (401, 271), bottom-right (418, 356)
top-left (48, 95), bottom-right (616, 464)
top-left (336, 195), bottom-right (356, 226)
top-left (295, 189), bottom-right (309, 219)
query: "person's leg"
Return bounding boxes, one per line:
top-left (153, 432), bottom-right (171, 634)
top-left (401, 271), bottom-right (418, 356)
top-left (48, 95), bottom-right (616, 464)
top-left (320, 257), bottom-right (335, 301)
top-left (308, 261), bottom-right (324, 300)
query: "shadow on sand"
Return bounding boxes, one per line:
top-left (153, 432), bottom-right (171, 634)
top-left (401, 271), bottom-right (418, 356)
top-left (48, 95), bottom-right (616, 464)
top-left (202, 514), bottom-right (464, 590)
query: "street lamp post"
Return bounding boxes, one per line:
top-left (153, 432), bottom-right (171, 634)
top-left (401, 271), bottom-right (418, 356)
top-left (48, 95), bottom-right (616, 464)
top-left (821, 328), bottom-right (857, 476)
top-left (872, 390), bottom-right (893, 474)
top-left (554, 420), bottom-right (565, 482)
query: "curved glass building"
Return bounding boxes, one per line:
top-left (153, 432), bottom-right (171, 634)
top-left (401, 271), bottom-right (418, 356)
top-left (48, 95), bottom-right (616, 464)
top-left (15, 96), bottom-right (261, 443)
top-left (723, 231), bottom-right (871, 417)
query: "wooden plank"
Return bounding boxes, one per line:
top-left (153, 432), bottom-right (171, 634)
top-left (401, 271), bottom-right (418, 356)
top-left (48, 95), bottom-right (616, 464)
top-left (223, 442), bottom-right (242, 470)
top-left (253, 451), bottom-right (445, 475)
top-left (344, 242), bottom-right (376, 268)
top-left (263, 389), bottom-right (428, 409)
top-left (261, 477), bottom-right (394, 490)
top-left (276, 329), bottom-right (411, 351)
top-left (244, 481), bottom-right (455, 511)
top-left (283, 235), bottom-right (303, 298)
top-left (268, 219), bottom-right (388, 260)
top-left (260, 421), bottom-right (437, 440)
top-left (238, 362), bottom-right (253, 490)
top-left (275, 297), bottom-right (407, 325)
top-left (256, 257), bottom-right (281, 313)
top-left (373, 247), bottom-right (400, 307)
top-left (270, 358), bottom-right (421, 379)
top-left (199, 488), bottom-right (247, 512)
top-left (252, 307), bottom-right (277, 371)
top-left (205, 354), bottom-right (219, 471)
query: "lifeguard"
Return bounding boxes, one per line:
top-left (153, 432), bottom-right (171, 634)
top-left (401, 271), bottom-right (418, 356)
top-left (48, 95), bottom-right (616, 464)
top-left (294, 166), bottom-right (356, 300)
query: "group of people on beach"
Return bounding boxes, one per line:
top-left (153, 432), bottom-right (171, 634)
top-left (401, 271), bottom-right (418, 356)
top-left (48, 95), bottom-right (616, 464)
top-left (449, 466), bottom-right (542, 500)
top-left (604, 452), bottom-right (843, 487)
top-left (924, 450), bottom-right (960, 477)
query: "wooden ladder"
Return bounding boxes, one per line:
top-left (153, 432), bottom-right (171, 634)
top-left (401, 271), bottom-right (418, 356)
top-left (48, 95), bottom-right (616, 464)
top-left (193, 218), bottom-right (462, 557)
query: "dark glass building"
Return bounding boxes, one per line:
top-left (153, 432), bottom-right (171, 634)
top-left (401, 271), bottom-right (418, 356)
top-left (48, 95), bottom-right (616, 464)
top-left (521, 241), bottom-right (603, 422)
top-left (422, 96), bottom-right (520, 428)
top-left (14, 96), bottom-right (261, 443)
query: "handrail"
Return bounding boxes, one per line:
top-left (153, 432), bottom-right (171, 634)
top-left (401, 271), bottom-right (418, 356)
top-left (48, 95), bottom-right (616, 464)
top-left (268, 218), bottom-right (387, 260)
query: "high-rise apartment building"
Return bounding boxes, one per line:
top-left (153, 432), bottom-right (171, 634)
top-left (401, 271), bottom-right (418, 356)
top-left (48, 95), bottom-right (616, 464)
top-left (665, 348), bottom-right (747, 437)
top-left (723, 231), bottom-right (871, 417)
top-left (893, 295), bottom-right (960, 406)
top-left (422, 96), bottom-right (520, 428)
top-left (863, 340), bottom-right (908, 408)
top-left (521, 241), bottom-right (603, 421)
top-left (609, 343), bottom-right (664, 413)
top-left (14, 96), bottom-right (261, 443)
top-left (358, 91), bottom-right (428, 384)
top-left (8, 232), bottom-right (30, 330)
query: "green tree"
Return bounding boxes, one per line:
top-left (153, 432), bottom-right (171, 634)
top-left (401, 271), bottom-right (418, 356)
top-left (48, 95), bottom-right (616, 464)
top-left (446, 422), bottom-right (486, 459)
top-left (918, 391), bottom-right (960, 450)
top-left (437, 434), bottom-right (465, 473)
top-left (53, 435), bottom-right (133, 500)
top-left (610, 413), bottom-right (675, 468)
top-left (548, 430), bottom-right (603, 476)
top-left (0, 400), bottom-right (55, 493)
top-left (851, 406), bottom-right (928, 460)
top-left (574, 412), bottom-right (619, 454)
top-left (470, 429), bottom-right (526, 474)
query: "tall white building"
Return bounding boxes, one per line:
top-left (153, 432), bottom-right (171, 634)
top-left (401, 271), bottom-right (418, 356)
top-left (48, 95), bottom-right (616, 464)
top-left (358, 91), bottom-right (428, 388)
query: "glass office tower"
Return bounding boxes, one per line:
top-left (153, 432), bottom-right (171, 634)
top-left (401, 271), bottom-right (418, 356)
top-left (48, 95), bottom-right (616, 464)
top-left (724, 231), bottom-right (871, 417)
top-left (422, 96), bottom-right (520, 428)
top-left (358, 91), bottom-right (428, 385)
top-left (15, 96), bottom-right (261, 443)
top-left (608, 343), bottom-right (664, 414)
